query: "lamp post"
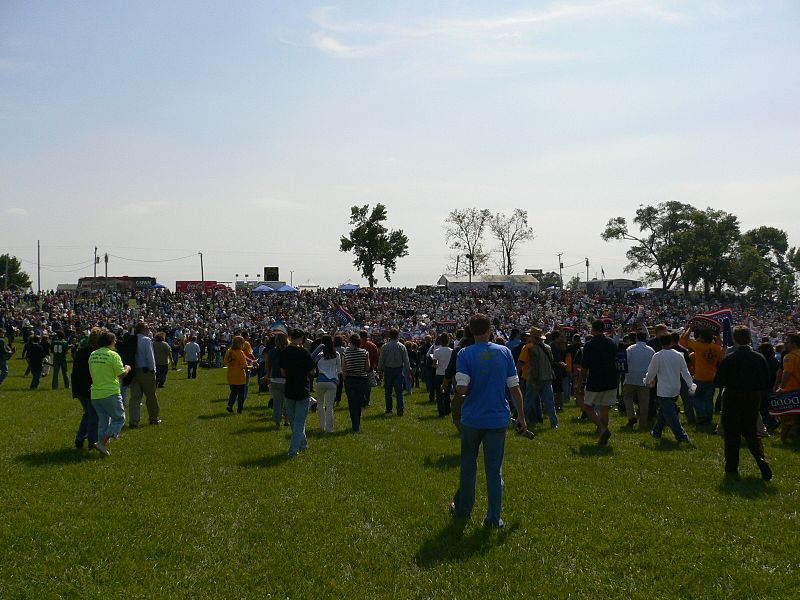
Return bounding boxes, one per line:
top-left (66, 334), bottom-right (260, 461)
top-left (290, 270), bottom-right (294, 287)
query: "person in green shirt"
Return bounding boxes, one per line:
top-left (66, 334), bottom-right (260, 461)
top-left (89, 330), bottom-right (131, 456)
top-left (51, 330), bottom-right (70, 390)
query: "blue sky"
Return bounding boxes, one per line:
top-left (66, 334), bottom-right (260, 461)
top-left (2, 1), bottom-right (798, 289)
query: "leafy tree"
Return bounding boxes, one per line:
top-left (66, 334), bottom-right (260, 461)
top-left (601, 201), bottom-right (694, 290)
top-left (732, 227), bottom-right (793, 301)
top-left (537, 271), bottom-right (563, 288)
top-left (489, 209), bottom-right (535, 275)
top-left (443, 208), bottom-right (492, 276)
top-left (676, 208), bottom-right (740, 298)
top-left (0, 254), bottom-right (32, 290)
top-left (566, 275), bottom-right (582, 291)
top-left (339, 204), bottom-right (409, 287)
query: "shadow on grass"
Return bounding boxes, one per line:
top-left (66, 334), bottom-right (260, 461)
top-left (231, 425), bottom-right (274, 435)
top-left (362, 412), bottom-right (395, 421)
top-left (415, 519), bottom-right (519, 567)
top-left (571, 444), bottom-right (613, 457)
top-left (15, 448), bottom-right (97, 466)
top-left (718, 476), bottom-right (777, 498)
top-left (423, 454), bottom-right (461, 471)
top-left (416, 414), bottom-right (446, 421)
top-left (209, 398), bottom-right (230, 403)
top-left (239, 453), bottom-right (292, 469)
top-left (197, 413), bottom-right (234, 421)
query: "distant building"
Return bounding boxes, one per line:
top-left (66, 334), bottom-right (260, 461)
top-left (437, 274), bottom-right (540, 293)
top-left (584, 278), bottom-right (642, 294)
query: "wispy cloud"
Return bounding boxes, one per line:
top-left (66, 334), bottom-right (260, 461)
top-left (300, 1), bottom-right (686, 61)
top-left (3, 207), bottom-right (30, 217)
top-left (114, 201), bottom-right (168, 217)
top-left (310, 32), bottom-right (357, 58)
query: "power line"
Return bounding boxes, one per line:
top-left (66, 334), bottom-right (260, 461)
top-left (107, 253), bottom-right (199, 263)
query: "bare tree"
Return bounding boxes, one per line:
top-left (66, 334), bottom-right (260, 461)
top-left (443, 208), bottom-right (492, 275)
top-left (490, 209), bottom-right (535, 275)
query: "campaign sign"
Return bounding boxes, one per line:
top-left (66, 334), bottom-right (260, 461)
top-left (767, 390), bottom-right (800, 417)
top-left (437, 321), bottom-right (457, 333)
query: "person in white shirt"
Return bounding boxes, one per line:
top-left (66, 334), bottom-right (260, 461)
top-left (430, 333), bottom-right (453, 417)
top-left (644, 333), bottom-right (696, 443)
top-left (623, 330), bottom-right (655, 429)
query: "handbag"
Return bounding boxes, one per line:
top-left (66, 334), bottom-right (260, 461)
top-left (367, 370), bottom-right (378, 387)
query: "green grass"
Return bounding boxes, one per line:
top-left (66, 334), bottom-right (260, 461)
top-left (1, 357), bottom-right (798, 599)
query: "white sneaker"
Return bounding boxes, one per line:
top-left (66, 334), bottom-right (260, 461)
top-left (94, 441), bottom-right (110, 456)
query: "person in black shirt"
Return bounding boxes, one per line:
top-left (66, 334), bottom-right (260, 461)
top-left (71, 328), bottom-right (101, 449)
top-left (26, 335), bottom-right (46, 390)
top-left (715, 326), bottom-right (773, 480)
top-left (281, 329), bottom-right (316, 457)
top-left (577, 321), bottom-right (618, 445)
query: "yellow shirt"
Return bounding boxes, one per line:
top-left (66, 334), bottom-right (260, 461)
top-left (89, 347), bottom-right (125, 399)
top-left (224, 348), bottom-right (248, 385)
top-left (685, 339), bottom-right (723, 381)
top-left (782, 349), bottom-right (800, 392)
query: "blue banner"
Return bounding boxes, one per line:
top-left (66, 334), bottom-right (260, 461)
top-left (334, 307), bottom-right (353, 326)
top-left (767, 390), bottom-right (800, 417)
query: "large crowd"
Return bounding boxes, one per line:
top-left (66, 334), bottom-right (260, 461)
top-left (1, 286), bottom-right (798, 487)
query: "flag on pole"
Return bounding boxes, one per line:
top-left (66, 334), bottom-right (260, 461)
top-left (601, 266), bottom-right (605, 279)
top-left (334, 306), bottom-right (353, 326)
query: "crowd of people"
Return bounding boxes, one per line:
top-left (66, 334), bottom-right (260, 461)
top-left (1, 285), bottom-right (799, 522)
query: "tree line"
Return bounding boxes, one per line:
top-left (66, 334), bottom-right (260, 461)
top-left (603, 201), bottom-right (800, 300)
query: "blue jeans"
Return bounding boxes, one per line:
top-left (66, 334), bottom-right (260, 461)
top-left (453, 425), bottom-right (506, 525)
top-left (692, 380), bottom-right (715, 421)
top-left (652, 396), bottom-right (689, 441)
top-left (228, 384), bottom-right (246, 412)
top-left (345, 376), bottom-right (368, 432)
top-left (383, 366), bottom-right (404, 414)
top-left (92, 393), bottom-right (126, 441)
top-left (52, 360), bottom-right (69, 389)
top-left (525, 380), bottom-right (558, 427)
top-left (285, 396), bottom-right (310, 454)
top-left (270, 381), bottom-right (286, 425)
top-left (75, 395), bottom-right (99, 446)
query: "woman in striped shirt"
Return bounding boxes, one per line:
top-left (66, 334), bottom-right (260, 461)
top-left (342, 333), bottom-right (370, 432)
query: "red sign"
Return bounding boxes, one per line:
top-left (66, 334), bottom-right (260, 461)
top-left (176, 280), bottom-right (220, 292)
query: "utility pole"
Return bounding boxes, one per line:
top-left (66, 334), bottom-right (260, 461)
top-left (585, 257), bottom-right (589, 282)
top-left (37, 240), bottom-right (41, 294)
top-left (94, 246), bottom-right (98, 278)
top-left (557, 252), bottom-right (564, 287)
top-left (199, 252), bottom-right (204, 283)
top-left (290, 270), bottom-right (294, 286)
top-left (104, 253), bottom-right (108, 277)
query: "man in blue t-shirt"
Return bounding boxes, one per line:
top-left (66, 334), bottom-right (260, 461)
top-left (450, 314), bottom-right (526, 529)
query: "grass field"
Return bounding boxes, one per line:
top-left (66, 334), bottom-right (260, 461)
top-left (1, 357), bottom-right (798, 599)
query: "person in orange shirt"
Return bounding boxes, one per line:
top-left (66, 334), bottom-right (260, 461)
top-left (224, 335), bottom-right (249, 414)
top-left (775, 332), bottom-right (800, 441)
top-left (241, 331), bottom-right (256, 401)
top-left (680, 325), bottom-right (724, 425)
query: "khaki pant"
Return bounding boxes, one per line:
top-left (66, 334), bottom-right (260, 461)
top-left (129, 367), bottom-right (160, 425)
top-left (623, 383), bottom-right (650, 427)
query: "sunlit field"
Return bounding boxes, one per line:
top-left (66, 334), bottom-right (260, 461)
top-left (1, 357), bottom-right (797, 599)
